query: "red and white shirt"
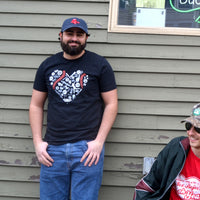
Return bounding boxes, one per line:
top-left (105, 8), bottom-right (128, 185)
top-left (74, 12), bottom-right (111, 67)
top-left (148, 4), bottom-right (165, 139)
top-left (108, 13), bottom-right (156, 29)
top-left (170, 148), bottom-right (200, 199)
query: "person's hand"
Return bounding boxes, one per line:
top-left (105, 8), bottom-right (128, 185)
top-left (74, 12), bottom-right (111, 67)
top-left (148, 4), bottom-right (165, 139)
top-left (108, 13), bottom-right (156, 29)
top-left (80, 140), bottom-right (103, 167)
top-left (35, 141), bottom-right (54, 167)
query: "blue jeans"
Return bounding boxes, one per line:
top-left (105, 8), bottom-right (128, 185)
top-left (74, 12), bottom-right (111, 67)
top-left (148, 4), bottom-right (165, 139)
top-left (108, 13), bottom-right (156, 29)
top-left (40, 140), bottom-right (105, 200)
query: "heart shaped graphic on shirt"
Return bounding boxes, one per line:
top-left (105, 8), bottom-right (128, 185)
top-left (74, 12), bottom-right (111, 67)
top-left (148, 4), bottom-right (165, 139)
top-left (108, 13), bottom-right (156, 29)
top-left (49, 69), bottom-right (89, 103)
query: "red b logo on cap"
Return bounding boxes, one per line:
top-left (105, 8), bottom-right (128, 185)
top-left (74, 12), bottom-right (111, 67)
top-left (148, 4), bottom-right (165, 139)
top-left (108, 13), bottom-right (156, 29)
top-left (71, 19), bottom-right (80, 24)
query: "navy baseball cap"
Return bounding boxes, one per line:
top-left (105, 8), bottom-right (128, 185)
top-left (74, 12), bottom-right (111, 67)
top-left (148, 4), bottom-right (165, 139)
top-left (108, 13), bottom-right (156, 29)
top-left (61, 17), bottom-right (89, 35)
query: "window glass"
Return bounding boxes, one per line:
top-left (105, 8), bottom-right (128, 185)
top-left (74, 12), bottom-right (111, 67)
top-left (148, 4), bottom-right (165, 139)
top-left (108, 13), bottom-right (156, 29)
top-left (118, 0), bottom-right (200, 28)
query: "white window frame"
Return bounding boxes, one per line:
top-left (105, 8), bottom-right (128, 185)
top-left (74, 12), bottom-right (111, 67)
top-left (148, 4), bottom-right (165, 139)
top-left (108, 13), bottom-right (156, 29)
top-left (108, 0), bottom-right (200, 36)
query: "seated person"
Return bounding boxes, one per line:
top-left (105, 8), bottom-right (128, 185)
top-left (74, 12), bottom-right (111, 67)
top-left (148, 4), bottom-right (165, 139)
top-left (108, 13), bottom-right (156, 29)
top-left (133, 103), bottom-right (200, 200)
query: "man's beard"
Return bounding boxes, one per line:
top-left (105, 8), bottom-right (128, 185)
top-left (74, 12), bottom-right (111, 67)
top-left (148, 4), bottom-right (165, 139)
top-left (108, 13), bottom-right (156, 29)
top-left (60, 40), bottom-right (86, 56)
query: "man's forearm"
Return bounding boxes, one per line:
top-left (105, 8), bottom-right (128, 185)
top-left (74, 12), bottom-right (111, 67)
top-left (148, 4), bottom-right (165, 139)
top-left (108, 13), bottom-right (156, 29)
top-left (95, 102), bottom-right (118, 144)
top-left (29, 104), bottom-right (44, 145)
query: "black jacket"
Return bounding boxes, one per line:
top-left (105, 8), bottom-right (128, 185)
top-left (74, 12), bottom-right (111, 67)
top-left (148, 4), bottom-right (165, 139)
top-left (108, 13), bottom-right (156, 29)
top-left (133, 136), bottom-right (190, 200)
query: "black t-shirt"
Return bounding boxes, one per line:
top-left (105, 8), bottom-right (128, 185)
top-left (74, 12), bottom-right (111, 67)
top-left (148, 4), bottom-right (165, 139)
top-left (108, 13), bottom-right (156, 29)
top-left (33, 50), bottom-right (116, 145)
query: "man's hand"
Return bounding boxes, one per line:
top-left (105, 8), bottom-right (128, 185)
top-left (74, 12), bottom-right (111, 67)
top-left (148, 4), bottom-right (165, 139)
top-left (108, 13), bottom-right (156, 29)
top-left (80, 140), bottom-right (103, 167)
top-left (35, 141), bottom-right (54, 167)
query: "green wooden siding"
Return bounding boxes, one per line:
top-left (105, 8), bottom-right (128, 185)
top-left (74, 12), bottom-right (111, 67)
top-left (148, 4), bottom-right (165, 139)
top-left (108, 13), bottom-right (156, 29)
top-left (1, 0), bottom-right (200, 199)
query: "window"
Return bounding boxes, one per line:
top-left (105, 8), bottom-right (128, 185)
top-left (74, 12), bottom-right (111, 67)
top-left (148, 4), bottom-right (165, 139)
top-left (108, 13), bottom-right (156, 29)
top-left (108, 0), bottom-right (200, 35)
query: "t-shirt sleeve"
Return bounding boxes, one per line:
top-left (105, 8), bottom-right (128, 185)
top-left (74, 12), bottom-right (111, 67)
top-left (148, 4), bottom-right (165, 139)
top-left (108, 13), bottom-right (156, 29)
top-left (99, 58), bottom-right (117, 92)
top-left (33, 62), bottom-right (48, 92)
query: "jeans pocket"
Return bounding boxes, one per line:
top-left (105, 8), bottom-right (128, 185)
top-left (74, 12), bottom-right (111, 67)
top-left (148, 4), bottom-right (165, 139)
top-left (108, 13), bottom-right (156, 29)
top-left (80, 140), bottom-right (88, 153)
top-left (46, 144), bottom-right (55, 156)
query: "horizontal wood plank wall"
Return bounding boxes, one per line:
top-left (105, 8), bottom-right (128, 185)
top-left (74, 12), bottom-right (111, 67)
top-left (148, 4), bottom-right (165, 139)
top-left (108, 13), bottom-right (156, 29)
top-left (0, 0), bottom-right (200, 199)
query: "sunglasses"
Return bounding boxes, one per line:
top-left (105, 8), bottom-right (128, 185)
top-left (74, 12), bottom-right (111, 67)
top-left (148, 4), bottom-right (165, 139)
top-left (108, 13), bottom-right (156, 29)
top-left (185, 122), bottom-right (200, 134)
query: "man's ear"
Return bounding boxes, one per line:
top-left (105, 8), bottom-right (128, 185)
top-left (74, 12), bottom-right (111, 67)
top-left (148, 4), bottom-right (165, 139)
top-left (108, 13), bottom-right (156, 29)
top-left (58, 32), bottom-right (62, 40)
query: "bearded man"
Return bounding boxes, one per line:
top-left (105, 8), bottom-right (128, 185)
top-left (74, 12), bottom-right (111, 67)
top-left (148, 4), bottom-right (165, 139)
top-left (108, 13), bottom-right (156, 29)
top-left (29, 17), bottom-right (118, 200)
